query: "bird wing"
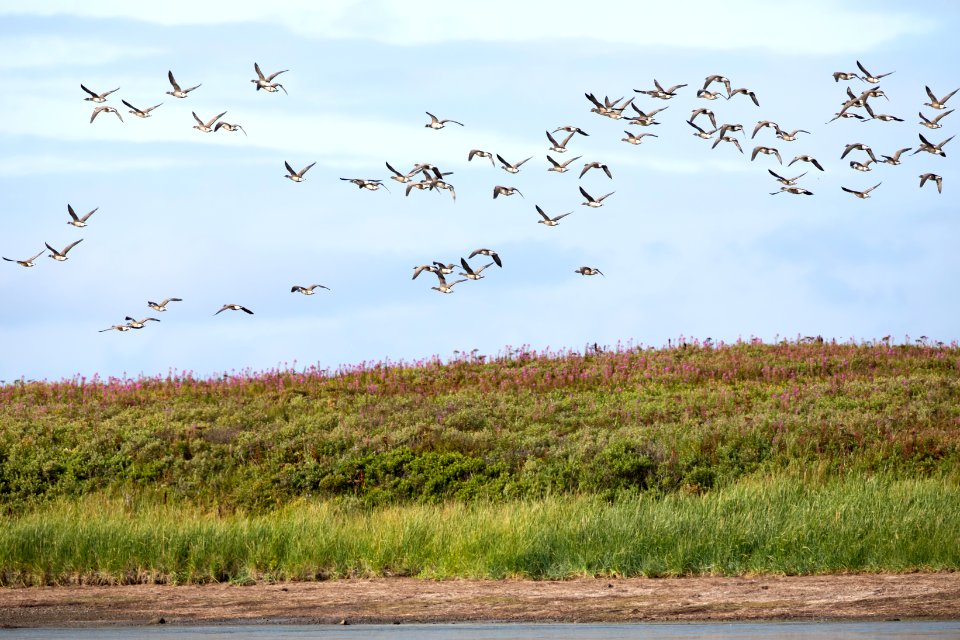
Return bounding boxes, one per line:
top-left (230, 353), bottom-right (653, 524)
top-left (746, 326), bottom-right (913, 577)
top-left (207, 111), bottom-right (227, 127)
top-left (167, 70), bottom-right (181, 91)
top-left (545, 130), bottom-right (559, 145)
top-left (266, 69), bottom-right (288, 82)
top-left (579, 186), bottom-right (592, 200)
top-left (192, 111), bottom-right (204, 125)
top-left (79, 207), bottom-right (98, 222)
top-left (67, 204), bottom-right (79, 221)
top-left (856, 60), bottom-right (870, 77)
top-left (300, 162), bottom-right (316, 175)
top-left (62, 239), bottom-right (83, 254)
top-left (80, 84), bottom-right (98, 98)
top-left (284, 161), bottom-right (296, 175)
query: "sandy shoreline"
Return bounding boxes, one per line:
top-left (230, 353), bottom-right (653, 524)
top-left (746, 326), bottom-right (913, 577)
top-left (1, 573), bottom-right (958, 628)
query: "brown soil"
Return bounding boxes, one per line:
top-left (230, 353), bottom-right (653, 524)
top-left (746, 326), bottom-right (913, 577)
top-left (1, 573), bottom-right (957, 628)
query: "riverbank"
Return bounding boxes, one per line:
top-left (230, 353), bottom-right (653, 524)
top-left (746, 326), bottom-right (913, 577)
top-left (2, 574), bottom-right (958, 627)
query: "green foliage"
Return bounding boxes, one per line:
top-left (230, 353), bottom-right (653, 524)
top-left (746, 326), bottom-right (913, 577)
top-left (0, 341), bottom-right (958, 513)
top-left (2, 477), bottom-right (958, 584)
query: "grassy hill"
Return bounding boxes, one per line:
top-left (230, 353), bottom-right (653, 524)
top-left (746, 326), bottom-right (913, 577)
top-left (2, 338), bottom-right (958, 583)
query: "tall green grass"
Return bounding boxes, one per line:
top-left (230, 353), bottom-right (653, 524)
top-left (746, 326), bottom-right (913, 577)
top-left (3, 476), bottom-right (958, 585)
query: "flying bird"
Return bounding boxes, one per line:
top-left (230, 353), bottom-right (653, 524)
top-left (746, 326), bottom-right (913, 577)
top-left (727, 87), bottom-right (759, 106)
top-left (467, 149), bottom-right (496, 166)
top-left (80, 84), bottom-right (118, 103)
top-left (635, 79), bottom-right (687, 99)
top-left (291, 284), bottom-right (330, 295)
top-left (122, 99), bottom-right (162, 118)
top-left (214, 121), bottom-right (247, 136)
top-left (546, 155), bottom-right (582, 173)
top-left (430, 272), bottom-right (468, 294)
top-left (90, 105), bottom-right (122, 123)
top-left (918, 109), bottom-right (954, 129)
top-left (770, 186), bottom-right (813, 196)
top-left (192, 111), bottom-right (227, 133)
top-left (574, 266), bottom-right (604, 276)
top-left (751, 146), bottom-right (782, 164)
top-left (284, 161), bottom-right (316, 182)
top-left (789, 155), bottom-right (824, 171)
top-left (424, 112), bottom-right (463, 129)
top-left (856, 61), bottom-right (894, 84)
top-left (459, 257), bottom-right (494, 280)
top-left (553, 125), bottom-right (589, 136)
top-left (148, 298), bottom-right (182, 312)
top-left (912, 133), bottom-right (954, 157)
top-left (841, 182), bottom-right (882, 199)
top-left (124, 317), bottom-right (160, 329)
top-left (535, 205), bottom-right (572, 226)
top-left (166, 70), bottom-right (201, 98)
top-left (546, 130), bottom-right (576, 153)
top-left (580, 162), bottom-right (612, 179)
top-left (66, 204), bottom-right (98, 228)
top-left (579, 186), bottom-right (614, 207)
top-left (469, 248), bottom-right (502, 267)
top-left (493, 185), bottom-right (523, 199)
top-left (768, 169), bottom-right (807, 186)
top-left (919, 173), bottom-right (943, 193)
top-left (924, 86), bottom-right (959, 110)
top-left (251, 62), bottom-right (288, 94)
top-left (2, 249), bottom-right (44, 268)
top-left (45, 239), bottom-right (83, 261)
top-left (215, 304), bottom-right (254, 315)
top-left (622, 130), bottom-right (657, 145)
top-left (496, 154), bottom-right (533, 174)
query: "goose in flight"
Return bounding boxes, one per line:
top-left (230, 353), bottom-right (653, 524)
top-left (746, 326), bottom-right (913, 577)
top-left (727, 87), bottom-right (759, 106)
top-left (124, 317), bottom-right (160, 329)
top-left (775, 127), bottom-right (810, 142)
top-left (696, 89), bottom-right (725, 101)
top-left (214, 121), bottom-right (247, 136)
top-left (912, 133), bottom-right (954, 157)
top-left (841, 182), bottom-right (882, 199)
top-left (424, 112), bottom-right (463, 129)
top-left (841, 143), bottom-right (877, 162)
top-left (148, 298), bottom-right (182, 312)
top-left (789, 155), bottom-right (825, 171)
top-left (45, 239), bottom-right (83, 261)
top-left (284, 161), bottom-right (316, 182)
top-left (856, 61), bottom-right (893, 84)
top-left (467, 149), bottom-right (496, 166)
top-left (493, 185), bottom-right (523, 199)
top-left (251, 62), bottom-right (288, 94)
top-left (574, 266), bottom-right (604, 276)
top-left (768, 169), bottom-right (807, 186)
top-left (832, 71), bottom-right (861, 82)
top-left (386, 161), bottom-right (418, 182)
top-left (90, 105), bottom-right (122, 123)
top-left (751, 146), bottom-right (782, 164)
top-left (702, 74), bottom-right (732, 96)
top-left (66, 204), bottom-right (98, 228)
top-left (341, 177), bottom-right (389, 192)
top-left (535, 205), bottom-right (572, 226)
top-left (712, 135), bottom-right (743, 153)
top-left (690, 107), bottom-right (717, 129)
top-left (81, 84), bottom-right (119, 103)
top-left (918, 109), bottom-right (954, 129)
top-left (635, 79), bottom-right (687, 99)
top-left (579, 186), bottom-right (614, 207)
top-left (291, 284), bottom-right (330, 295)
top-left (751, 120), bottom-right (779, 139)
top-left (166, 70), bottom-right (201, 98)
top-left (919, 173), bottom-right (943, 193)
top-left (496, 154), bottom-right (533, 174)
top-left (863, 103), bottom-right (903, 122)
top-left (625, 104), bottom-right (666, 126)
top-left (580, 162), bottom-right (612, 179)
top-left (546, 130), bottom-right (576, 153)
top-left (192, 111), bottom-right (226, 132)
top-left (547, 154), bottom-right (582, 173)
top-left (770, 185), bottom-right (813, 196)
top-left (459, 257), bottom-right (494, 280)
top-left (622, 130), bottom-right (657, 145)
top-left (430, 272), bottom-right (468, 294)
top-left (2, 249), bottom-right (44, 268)
top-left (687, 120), bottom-right (716, 139)
top-left (99, 324), bottom-right (133, 333)
top-left (122, 99), bottom-right (162, 118)
top-left (849, 159), bottom-right (875, 172)
top-left (412, 264), bottom-right (441, 280)
top-left (553, 125), bottom-right (589, 136)
top-left (924, 86), bottom-right (959, 110)
top-left (215, 304), bottom-right (254, 315)
top-left (878, 148), bottom-right (912, 165)
top-left (469, 248), bottom-right (502, 267)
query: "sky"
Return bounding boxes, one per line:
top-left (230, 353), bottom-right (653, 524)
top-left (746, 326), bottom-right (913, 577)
top-left (1, 0), bottom-right (958, 382)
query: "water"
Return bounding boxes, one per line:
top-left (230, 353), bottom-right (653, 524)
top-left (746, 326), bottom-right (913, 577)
top-left (3, 622), bottom-right (959, 640)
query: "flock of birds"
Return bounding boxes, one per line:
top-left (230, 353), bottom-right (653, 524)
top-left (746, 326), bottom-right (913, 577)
top-left (2, 60), bottom-right (955, 333)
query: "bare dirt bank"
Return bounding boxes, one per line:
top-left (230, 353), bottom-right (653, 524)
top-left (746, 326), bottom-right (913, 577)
top-left (1, 573), bottom-right (958, 628)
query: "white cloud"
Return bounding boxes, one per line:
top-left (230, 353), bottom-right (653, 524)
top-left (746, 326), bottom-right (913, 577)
top-left (1, 1), bottom-right (937, 54)
top-left (0, 36), bottom-right (161, 70)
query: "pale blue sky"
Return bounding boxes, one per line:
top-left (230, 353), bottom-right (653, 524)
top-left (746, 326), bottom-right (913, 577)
top-left (1, 1), bottom-right (957, 381)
